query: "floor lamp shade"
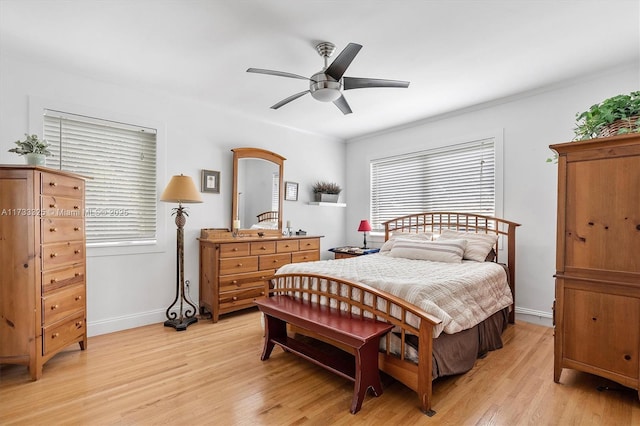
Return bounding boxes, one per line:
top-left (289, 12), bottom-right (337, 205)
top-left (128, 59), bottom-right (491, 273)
top-left (160, 174), bottom-right (202, 331)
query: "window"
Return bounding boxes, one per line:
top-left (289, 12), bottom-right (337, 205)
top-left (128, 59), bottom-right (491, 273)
top-left (44, 109), bottom-right (157, 245)
top-left (370, 138), bottom-right (495, 231)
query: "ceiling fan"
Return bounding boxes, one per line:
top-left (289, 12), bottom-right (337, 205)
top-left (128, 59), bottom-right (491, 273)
top-left (247, 42), bottom-right (410, 115)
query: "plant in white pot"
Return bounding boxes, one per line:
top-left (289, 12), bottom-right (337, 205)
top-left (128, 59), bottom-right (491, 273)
top-left (312, 181), bottom-right (342, 203)
top-left (8, 133), bottom-right (52, 166)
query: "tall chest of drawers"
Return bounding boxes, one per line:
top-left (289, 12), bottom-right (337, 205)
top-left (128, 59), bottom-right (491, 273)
top-left (199, 235), bottom-right (322, 322)
top-left (0, 166), bottom-right (87, 380)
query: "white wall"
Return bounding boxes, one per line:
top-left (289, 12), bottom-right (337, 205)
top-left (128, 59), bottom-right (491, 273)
top-left (344, 63), bottom-right (639, 326)
top-left (0, 55), bottom-right (346, 335)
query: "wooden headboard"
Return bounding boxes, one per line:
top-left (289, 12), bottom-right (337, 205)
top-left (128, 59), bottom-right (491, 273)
top-left (256, 211), bottom-right (278, 222)
top-left (383, 212), bottom-right (520, 323)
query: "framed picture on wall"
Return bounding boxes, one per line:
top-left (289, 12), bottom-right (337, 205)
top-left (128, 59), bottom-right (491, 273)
top-left (285, 181), bottom-right (298, 201)
top-left (201, 170), bottom-right (220, 193)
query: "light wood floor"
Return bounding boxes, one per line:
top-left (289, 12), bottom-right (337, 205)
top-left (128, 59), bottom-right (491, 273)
top-left (1, 309), bottom-right (639, 425)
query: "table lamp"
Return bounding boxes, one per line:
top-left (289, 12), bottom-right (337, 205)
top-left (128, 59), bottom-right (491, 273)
top-left (160, 174), bottom-right (202, 331)
top-left (358, 219), bottom-right (372, 249)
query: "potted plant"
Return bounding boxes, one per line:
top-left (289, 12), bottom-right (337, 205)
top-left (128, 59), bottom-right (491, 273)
top-left (312, 181), bottom-right (342, 203)
top-left (8, 133), bottom-right (52, 166)
top-left (573, 91), bottom-right (640, 140)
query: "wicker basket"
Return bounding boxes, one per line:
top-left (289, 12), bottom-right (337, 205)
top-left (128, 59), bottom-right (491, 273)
top-left (597, 115), bottom-right (640, 138)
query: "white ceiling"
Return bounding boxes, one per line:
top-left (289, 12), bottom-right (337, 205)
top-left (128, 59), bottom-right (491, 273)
top-left (1, 0), bottom-right (639, 140)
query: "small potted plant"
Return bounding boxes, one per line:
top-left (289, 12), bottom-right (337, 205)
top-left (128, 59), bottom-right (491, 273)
top-left (8, 133), bottom-right (52, 166)
top-left (312, 181), bottom-right (342, 203)
top-left (573, 91), bottom-right (640, 140)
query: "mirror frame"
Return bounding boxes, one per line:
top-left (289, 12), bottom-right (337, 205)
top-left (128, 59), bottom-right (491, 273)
top-left (231, 147), bottom-right (286, 234)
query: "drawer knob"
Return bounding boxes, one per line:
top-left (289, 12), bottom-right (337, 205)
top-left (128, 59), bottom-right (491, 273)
top-left (236, 263), bottom-right (242, 267)
top-left (51, 304), bottom-right (59, 310)
top-left (624, 354), bottom-right (632, 361)
top-left (50, 227), bottom-right (57, 232)
top-left (50, 278), bottom-right (58, 284)
top-left (74, 227), bottom-right (81, 231)
top-left (260, 291), bottom-right (265, 296)
top-left (52, 333), bottom-right (59, 338)
top-left (261, 246), bottom-right (266, 250)
top-left (232, 280), bottom-right (238, 284)
top-left (49, 182), bottom-right (57, 187)
top-left (74, 249), bottom-right (81, 254)
top-left (273, 260), bottom-right (278, 263)
top-left (50, 253), bottom-right (58, 258)
top-left (73, 186), bottom-right (80, 190)
top-left (232, 248), bottom-right (238, 251)
top-left (75, 321), bottom-right (83, 328)
top-left (74, 205), bottom-right (80, 210)
top-left (232, 296), bottom-right (238, 301)
top-left (75, 295), bottom-right (82, 301)
top-left (49, 203), bottom-right (57, 208)
top-left (75, 272), bottom-right (81, 277)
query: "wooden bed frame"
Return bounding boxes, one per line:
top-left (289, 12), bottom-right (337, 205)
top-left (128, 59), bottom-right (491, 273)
top-left (269, 212), bottom-right (520, 415)
top-left (256, 210), bottom-right (278, 222)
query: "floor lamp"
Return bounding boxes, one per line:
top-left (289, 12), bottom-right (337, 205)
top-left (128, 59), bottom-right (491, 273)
top-left (160, 174), bottom-right (202, 331)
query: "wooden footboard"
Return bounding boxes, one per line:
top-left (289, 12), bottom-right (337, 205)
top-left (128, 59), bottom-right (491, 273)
top-left (268, 273), bottom-right (442, 415)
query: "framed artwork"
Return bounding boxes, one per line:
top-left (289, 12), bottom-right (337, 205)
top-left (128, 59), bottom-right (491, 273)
top-left (284, 181), bottom-right (298, 201)
top-left (201, 170), bottom-right (220, 193)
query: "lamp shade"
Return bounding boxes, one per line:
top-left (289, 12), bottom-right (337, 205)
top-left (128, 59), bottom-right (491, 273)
top-left (357, 220), bottom-right (372, 232)
top-left (160, 174), bottom-right (203, 204)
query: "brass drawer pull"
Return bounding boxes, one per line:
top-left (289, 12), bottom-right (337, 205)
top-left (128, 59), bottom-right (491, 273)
top-left (51, 333), bottom-right (59, 338)
top-left (50, 253), bottom-right (58, 258)
top-left (51, 304), bottom-right (59, 310)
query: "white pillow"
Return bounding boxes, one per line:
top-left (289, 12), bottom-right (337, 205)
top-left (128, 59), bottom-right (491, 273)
top-left (438, 230), bottom-right (498, 262)
top-left (379, 231), bottom-right (433, 252)
top-left (389, 238), bottom-right (467, 263)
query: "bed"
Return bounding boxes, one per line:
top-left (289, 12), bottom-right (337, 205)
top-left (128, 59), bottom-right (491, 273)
top-left (250, 211), bottom-right (279, 229)
top-left (270, 212), bottom-right (520, 415)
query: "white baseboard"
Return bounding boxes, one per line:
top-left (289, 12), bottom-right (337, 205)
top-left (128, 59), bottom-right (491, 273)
top-left (88, 309), bottom-right (168, 337)
top-left (515, 306), bottom-right (553, 327)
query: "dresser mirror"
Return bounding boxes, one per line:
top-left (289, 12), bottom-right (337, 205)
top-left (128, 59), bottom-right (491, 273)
top-left (231, 148), bottom-right (285, 234)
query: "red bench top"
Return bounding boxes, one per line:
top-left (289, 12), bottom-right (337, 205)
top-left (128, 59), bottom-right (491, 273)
top-left (255, 295), bottom-right (393, 349)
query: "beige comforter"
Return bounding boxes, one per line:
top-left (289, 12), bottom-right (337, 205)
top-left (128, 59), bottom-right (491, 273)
top-left (275, 252), bottom-right (512, 338)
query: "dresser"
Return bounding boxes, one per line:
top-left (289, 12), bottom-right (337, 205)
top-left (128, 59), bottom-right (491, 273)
top-left (199, 234), bottom-right (322, 322)
top-left (0, 166), bottom-right (87, 380)
top-left (550, 135), bottom-right (640, 398)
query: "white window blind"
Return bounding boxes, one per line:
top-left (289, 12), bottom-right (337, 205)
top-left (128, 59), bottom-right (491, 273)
top-left (271, 172), bottom-right (280, 212)
top-left (370, 138), bottom-right (495, 230)
top-left (44, 110), bottom-right (157, 244)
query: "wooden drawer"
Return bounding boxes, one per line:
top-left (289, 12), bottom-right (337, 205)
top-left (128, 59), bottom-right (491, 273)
top-left (277, 240), bottom-right (300, 253)
top-left (42, 312), bottom-right (85, 356)
top-left (292, 250), bottom-right (320, 263)
top-left (219, 270), bottom-right (274, 293)
top-left (41, 172), bottom-right (84, 199)
top-left (250, 241), bottom-right (276, 255)
top-left (42, 264), bottom-right (85, 293)
top-left (42, 284), bottom-right (85, 326)
top-left (41, 195), bottom-right (83, 217)
top-left (299, 238), bottom-right (321, 251)
top-left (219, 256), bottom-right (258, 275)
top-left (41, 218), bottom-right (84, 243)
top-left (219, 287), bottom-right (266, 312)
top-left (260, 253), bottom-right (291, 271)
top-left (42, 241), bottom-right (84, 270)
top-left (219, 242), bottom-right (250, 258)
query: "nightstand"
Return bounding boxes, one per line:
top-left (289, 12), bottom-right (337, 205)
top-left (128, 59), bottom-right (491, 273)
top-left (329, 247), bottom-right (380, 259)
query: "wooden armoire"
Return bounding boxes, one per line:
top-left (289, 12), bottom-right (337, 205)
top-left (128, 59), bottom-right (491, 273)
top-left (0, 165), bottom-right (87, 380)
top-left (550, 134), bottom-right (640, 398)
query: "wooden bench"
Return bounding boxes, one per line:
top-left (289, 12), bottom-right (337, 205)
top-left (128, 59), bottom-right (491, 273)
top-left (255, 295), bottom-right (394, 414)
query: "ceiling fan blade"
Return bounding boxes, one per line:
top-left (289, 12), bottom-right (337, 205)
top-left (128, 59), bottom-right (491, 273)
top-left (325, 43), bottom-right (362, 81)
top-left (271, 90), bottom-right (310, 109)
top-left (333, 95), bottom-right (352, 115)
top-left (247, 68), bottom-right (310, 81)
top-left (343, 77), bottom-right (410, 90)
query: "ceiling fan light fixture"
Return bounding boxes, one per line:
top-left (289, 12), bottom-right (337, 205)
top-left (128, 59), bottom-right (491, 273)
top-left (309, 72), bottom-right (342, 102)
